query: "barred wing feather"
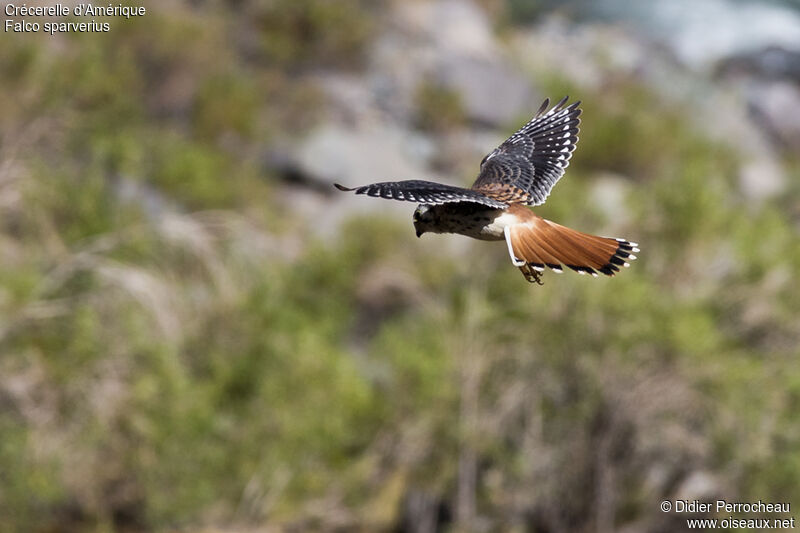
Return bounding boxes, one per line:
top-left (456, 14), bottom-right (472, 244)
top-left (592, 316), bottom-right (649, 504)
top-left (472, 97), bottom-right (581, 206)
top-left (334, 180), bottom-right (508, 208)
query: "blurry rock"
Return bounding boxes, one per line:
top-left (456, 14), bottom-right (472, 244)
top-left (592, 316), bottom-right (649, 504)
top-left (396, 0), bottom-right (500, 60)
top-left (279, 180), bottom-right (408, 241)
top-left (738, 156), bottom-right (786, 202)
top-left (316, 73), bottom-right (381, 125)
top-left (272, 122), bottom-right (440, 237)
top-left (433, 129), bottom-right (504, 177)
top-left (685, 90), bottom-right (788, 201)
top-left (674, 471), bottom-right (720, 502)
top-left (717, 46), bottom-right (800, 82)
top-left (370, 0), bottom-right (535, 127)
top-left (589, 173), bottom-right (634, 228)
top-left (748, 81), bottom-right (800, 151)
top-left (512, 18), bottom-right (661, 91)
top-left (437, 55), bottom-right (534, 127)
top-left (293, 123), bottom-right (435, 187)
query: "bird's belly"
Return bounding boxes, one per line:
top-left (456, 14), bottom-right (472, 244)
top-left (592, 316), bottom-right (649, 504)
top-left (436, 208), bottom-right (517, 241)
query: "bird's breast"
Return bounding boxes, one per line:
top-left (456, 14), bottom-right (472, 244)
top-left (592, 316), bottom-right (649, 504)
top-left (428, 205), bottom-right (518, 241)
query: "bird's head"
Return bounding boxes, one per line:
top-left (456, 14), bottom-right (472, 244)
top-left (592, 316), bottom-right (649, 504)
top-left (413, 205), bottom-right (435, 237)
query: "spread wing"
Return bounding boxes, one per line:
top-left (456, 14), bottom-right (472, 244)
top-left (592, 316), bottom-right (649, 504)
top-left (471, 96), bottom-right (581, 205)
top-left (334, 180), bottom-right (508, 209)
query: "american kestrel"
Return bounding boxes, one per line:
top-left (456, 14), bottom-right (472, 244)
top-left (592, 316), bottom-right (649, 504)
top-left (335, 97), bottom-right (638, 284)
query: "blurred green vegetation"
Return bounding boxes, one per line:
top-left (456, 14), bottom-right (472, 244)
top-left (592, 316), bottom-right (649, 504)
top-left (1, 1), bottom-right (799, 532)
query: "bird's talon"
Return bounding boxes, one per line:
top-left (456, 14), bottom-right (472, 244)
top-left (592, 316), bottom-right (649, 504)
top-left (520, 264), bottom-right (544, 285)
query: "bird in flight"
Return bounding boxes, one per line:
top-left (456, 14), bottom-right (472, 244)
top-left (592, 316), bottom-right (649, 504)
top-left (335, 97), bottom-right (638, 284)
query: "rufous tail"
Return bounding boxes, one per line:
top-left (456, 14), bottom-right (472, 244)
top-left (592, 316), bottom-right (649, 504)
top-left (508, 217), bottom-right (638, 282)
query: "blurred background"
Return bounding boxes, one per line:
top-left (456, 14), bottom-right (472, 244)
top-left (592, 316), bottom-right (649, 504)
top-left (2, 0), bottom-right (800, 531)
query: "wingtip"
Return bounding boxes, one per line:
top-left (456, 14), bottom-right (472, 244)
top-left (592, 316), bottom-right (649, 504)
top-left (537, 97), bottom-right (550, 115)
top-left (550, 95), bottom-right (580, 114)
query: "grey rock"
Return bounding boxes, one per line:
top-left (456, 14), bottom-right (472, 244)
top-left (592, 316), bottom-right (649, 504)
top-left (674, 470), bottom-right (720, 502)
top-left (589, 173), bottom-right (634, 229)
top-left (316, 73), bottom-right (381, 126)
top-left (275, 122), bottom-right (444, 237)
top-left (395, 0), bottom-right (500, 60)
top-left (689, 90), bottom-right (787, 200)
top-left (748, 81), bottom-right (800, 151)
top-left (368, 0), bottom-right (535, 127)
top-left (294, 123), bottom-right (435, 187)
top-left (717, 46), bottom-right (800, 82)
top-left (437, 55), bottom-right (535, 127)
top-left (738, 156), bottom-right (787, 202)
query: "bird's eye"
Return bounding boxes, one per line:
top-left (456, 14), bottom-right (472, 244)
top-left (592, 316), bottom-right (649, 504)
top-left (413, 212), bottom-right (420, 222)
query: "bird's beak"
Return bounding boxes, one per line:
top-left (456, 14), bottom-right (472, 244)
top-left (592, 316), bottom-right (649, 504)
top-left (416, 230), bottom-right (422, 238)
